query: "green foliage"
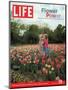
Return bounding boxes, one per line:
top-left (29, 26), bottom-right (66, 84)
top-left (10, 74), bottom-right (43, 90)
top-left (10, 21), bottom-right (20, 44)
top-left (29, 24), bottom-right (39, 32)
top-left (54, 24), bottom-right (66, 43)
top-left (23, 30), bottom-right (39, 44)
top-left (10, 20), bottom-right (66, 45)
top-left (59, 62), bottom-right (66, 80)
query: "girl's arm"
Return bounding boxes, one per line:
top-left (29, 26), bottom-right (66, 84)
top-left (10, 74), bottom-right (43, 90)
top-left (42, 40), bottom-right (45, 46)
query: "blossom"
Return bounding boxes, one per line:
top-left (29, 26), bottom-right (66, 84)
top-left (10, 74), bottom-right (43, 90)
top-left (42, 56), bottom-right (46, 64)
top-left (55, 58), bottom-right (59, 64)
top-left (51, 67), bottom-right (54, 71)
top-left (56, 76), bottom-right (60, 80)
top-left (47, 58), bottom-right (51, 63)
top-left (47, 65), bottom-right (51, 68)
top-left (42, 67), bottom-right (48, 75)
top-left (56, 63), bottom-right (61, 69)
top-left (51, 61), bottom-right (55, 67)
top-left (45, 64), bottom-right (48, 67)
top-left (10, 44), bottom-right (65, 78)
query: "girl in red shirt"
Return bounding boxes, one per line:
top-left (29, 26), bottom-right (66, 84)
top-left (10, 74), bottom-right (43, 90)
top-left (43, 34), bottom-right (49, 57)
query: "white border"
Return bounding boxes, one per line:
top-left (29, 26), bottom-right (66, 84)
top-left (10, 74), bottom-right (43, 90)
top-left (0, 0), bottom-right (68, 90)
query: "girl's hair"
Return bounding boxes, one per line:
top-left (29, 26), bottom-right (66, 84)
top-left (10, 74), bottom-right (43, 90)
top-left (39, 34), bottom-right (44, 41)
top-left (40, 31), bottom-right (45, 34)
top-left (45, 34), bottom-right (48, 39)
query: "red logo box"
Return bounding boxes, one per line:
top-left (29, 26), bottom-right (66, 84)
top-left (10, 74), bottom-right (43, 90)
top-left (12, 5), bottom-right (33, 18)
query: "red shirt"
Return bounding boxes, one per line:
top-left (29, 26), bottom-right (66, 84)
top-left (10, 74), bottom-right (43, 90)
top-left (43, 39), bottom-right (48, 48)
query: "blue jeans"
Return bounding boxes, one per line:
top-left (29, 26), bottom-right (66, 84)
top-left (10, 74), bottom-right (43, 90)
top-left (43, 47), bottom-right (49, 56)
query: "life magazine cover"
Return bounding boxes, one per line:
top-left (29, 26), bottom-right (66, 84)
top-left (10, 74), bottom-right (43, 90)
top-left (9, 1), bottom-right (66, 88)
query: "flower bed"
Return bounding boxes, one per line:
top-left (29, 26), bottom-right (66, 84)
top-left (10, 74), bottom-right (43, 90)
top-left (10, 44), bottom-right (66, 83)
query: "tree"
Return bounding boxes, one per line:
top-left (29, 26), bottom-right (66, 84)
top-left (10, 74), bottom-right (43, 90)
top-left (10, 20), bottom-right (65, 45)
top-left (10, 20), bottom-right (20, 44)
top-left (23, 30), bottom-right (39, 44)
top-left (20, 24), bottom-right (25, 30)
top-left (54, 24), bottom-right (66, 43)
top-left (29, 24), bottom-right (39, 34)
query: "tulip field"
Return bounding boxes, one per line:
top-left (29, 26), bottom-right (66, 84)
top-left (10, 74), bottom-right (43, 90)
top-left (10, 44), bottom-right (66, 83)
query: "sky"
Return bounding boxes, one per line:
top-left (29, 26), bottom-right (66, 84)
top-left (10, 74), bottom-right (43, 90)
top-left (10, 2), bottom-right (65, 30)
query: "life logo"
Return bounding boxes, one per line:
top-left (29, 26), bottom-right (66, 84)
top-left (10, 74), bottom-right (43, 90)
top-left (12, 4), bottom-right (33, 18)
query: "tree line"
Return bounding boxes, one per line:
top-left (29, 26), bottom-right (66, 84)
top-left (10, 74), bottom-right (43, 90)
top-left (10, 20), bottom-right (66, 45)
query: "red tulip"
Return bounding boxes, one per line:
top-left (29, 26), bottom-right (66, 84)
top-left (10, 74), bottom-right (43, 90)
top-left (42, 60), bottom-right (45, 64)
top-left (55, 58), bottom-right (59, 64)
top-left (56, 63), bottom-right (61, 69)
top-left (35, 60), bottom-right (38, 64)
top-left (51, 61), bottom-right (55, 67)
top-left (42, 56), bottom-right (46, 64)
